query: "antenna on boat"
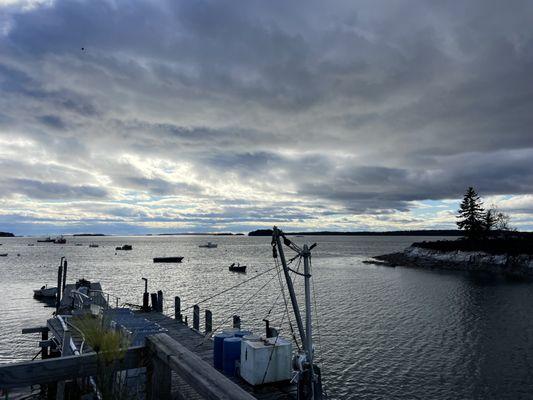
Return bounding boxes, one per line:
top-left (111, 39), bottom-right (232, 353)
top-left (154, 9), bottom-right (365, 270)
top-left (272, 226), bottom-right (323, 400)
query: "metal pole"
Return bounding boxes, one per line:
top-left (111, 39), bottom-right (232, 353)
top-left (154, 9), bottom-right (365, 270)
top-left (303, 245), bottom-right (314, 399)
top-left (273, 226), bottom-right (307, 347)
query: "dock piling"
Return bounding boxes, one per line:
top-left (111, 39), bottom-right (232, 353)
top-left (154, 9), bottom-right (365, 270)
top-left (56, 263), bottom-right (63, 313)
top-left (61, 259), bottom-right (67, 295)
top-left (157, 290), bottom-right (163, 313)
top-left (193, 305), bottom-right (200, 331)
top-left (150, 293), bottom-right (158, 311)
top-left (174, 296), bottom-right (182, 321)
top-left (233, 315), bottom-right (241, 330)
top-left (205, 310), bottom-right (212, 334)
top-left (142, 278), bottom-right (149, 311)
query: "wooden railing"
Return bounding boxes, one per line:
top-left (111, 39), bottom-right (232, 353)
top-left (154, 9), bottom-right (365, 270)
top-left (0, 333), bottom-right (256, 400)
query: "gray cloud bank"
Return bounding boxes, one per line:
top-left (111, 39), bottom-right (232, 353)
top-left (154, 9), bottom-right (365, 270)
top-left (1, 0), bottom-right (533, 233)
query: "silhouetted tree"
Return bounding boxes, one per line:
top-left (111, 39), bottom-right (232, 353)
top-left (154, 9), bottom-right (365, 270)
top-left (484, 208), bottom-right (497, 232)
top-left (457, 187), bottom-right (485, 237)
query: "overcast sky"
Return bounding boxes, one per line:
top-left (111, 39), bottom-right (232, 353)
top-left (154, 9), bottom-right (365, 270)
top-left (1, 0), bottom-right (533, 235)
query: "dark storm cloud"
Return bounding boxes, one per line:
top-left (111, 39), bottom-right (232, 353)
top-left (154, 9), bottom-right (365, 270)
top-left (1, 0), bottom-right (533, 232)
top-left (0, 178), bottom-right (108, 200)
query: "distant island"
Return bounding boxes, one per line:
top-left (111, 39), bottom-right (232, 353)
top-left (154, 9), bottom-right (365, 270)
top-left (248, 229), bottom-right (463, 237)
top-left (158, 232), bottom-right (242, 236)
top-left (72, 233), bottom-right (107, 236)
top-left (0, 232), bottom-right (15, 237)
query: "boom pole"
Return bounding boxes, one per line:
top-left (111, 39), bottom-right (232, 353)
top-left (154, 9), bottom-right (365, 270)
top-left (272, 226), bottom-right (307, 348)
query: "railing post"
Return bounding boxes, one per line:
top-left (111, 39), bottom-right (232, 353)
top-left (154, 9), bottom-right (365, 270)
top-left (205, 310), bottom-right (212, 334)
top-left (233, 315), bottom-right (241, 330)
top-left (193, 305), bottom-right (200, 331)
top-left (174, 296), bottom-right (182, 321)
top-left (146, 355), bottom-right (171, 400)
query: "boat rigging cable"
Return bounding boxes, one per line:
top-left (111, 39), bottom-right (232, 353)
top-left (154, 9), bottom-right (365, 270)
top-left (181, 265), bottom-right (278, 312)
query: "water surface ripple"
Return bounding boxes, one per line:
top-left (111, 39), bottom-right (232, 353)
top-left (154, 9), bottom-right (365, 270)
top-left (0, 235), bottom-right (532, 399)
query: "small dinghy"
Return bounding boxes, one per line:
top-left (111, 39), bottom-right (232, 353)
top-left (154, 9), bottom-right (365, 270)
top-left (33, 285), bottom-right (58, 298)
top-left (229, 263), bottom-right (247, 273)
top-left (153, 257), bottom-right (184, 263)
top-left (199, 242), bottom-right (218, 248)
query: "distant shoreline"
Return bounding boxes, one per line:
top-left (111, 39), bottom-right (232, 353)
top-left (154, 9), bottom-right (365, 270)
top-left (248, 229), bottom-right (464, 237)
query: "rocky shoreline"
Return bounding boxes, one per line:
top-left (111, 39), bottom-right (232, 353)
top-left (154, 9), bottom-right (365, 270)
top-left (371, 245), bottom-right (533, 279)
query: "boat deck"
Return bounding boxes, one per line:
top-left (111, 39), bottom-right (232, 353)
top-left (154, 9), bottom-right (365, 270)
top-left (138, 311), bottom-right (297, 400)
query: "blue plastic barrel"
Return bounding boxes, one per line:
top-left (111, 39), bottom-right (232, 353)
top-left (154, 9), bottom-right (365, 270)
top-left (213, 333), bottom-right (233, 369)
top-left (223, 337), bottom-right (242, 376)
top-left (235, 330), bottom-right (252, 338)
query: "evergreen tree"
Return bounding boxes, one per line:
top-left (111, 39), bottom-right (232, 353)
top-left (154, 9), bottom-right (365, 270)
top-left (456, 187), bottom-right (485, 237)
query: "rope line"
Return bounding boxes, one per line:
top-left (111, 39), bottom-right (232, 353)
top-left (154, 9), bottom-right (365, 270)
top-left (181, 265), bottom-right (277, 312)
top-left (194, 268), bottom-right (281, 347)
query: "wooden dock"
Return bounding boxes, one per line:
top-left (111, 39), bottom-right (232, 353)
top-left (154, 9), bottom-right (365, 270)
top-left (139, 311), bottom-right (297, 400)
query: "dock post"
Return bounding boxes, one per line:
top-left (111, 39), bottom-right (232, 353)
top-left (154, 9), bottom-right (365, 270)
top-left (205, 310), bottom-right (212, 334)
top-left (174, 296), bottom-right (182, 321)
top-left (142, 278), bottom-right (149, 311)
top-left (157, 290), bottom-right (163, 313)
top-left (42, 329), bottom-right (49, 359)
top-left (150, 293), bottom-right (158, 311)
top-left (184, 315), bottom-right (188, 326)
top-left (193, 305), bottom-right (200, 331)
top-left (61, 259), bottom-right (67, 295)
top-left (233, 315), bottom-right (241, 330)
top-left (56, 263), bottom-right (63, 313)
top-left (143, 293), bottom-right (149, 311)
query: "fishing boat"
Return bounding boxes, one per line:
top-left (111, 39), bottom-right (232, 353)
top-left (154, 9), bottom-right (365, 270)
top-left (153, 256), bottom-right (184, 263)
top-left (199, 242), bottom-right (218, 248)
top-left (116, 244), bottom-right (132, 251)
top-left (37, 237), bottom-right (54, 243)
top-left (228, 263), bottom-right (246, 273)
top-left (89, 243), bottom-right (99, 248)
top-left (33, 285), bottom-right (58, 298)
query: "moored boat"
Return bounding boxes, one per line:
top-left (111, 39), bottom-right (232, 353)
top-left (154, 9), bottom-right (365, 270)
top-left (153, 256), bottom-right (184, 263)
top-left (0, 253), bottom-right (7, 257)
top-left (199, 242), bottom-right (218, 248)
top-left (116, 244), bottom-right (132, 251)
top-left (228, 263), bottom-right (246, 273)
top-left (33, 285), bottom-right (58, 298)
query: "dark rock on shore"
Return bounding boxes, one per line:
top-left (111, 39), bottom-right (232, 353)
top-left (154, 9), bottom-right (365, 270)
top-left (0, 232), bottom-right (15, 237)
top-left (372, 245), bottom-right (533, 280)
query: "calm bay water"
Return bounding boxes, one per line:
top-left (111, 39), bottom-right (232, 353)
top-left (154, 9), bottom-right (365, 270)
top-left (1, 235), bottom-right (532, 399)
